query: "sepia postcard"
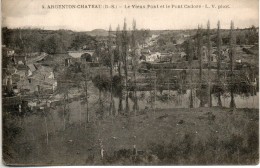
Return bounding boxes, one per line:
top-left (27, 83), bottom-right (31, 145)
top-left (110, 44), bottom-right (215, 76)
top-left (1, 0), bottom-right (259, 166)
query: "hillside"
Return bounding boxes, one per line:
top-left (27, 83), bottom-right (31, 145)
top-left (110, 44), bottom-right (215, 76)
top-left (85, 29), bottom-right (109, 36)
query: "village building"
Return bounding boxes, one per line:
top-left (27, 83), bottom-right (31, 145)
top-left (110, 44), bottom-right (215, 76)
top-left (179, 52), bottom-right (187, 60)
top-left (15, 64), bottom-right (31, 78)
top-left (171, 53), bottom-right (180, 62)
top-left (141, 49), bottom-right (151, 55)
top-left (13, 55), bottom-right (27, 65)
top-left (17, 65), bottom-right (57, 94)
top-left (145, 52), bottom-right (160, 62)
top-left (26, 52), bottom-right (48, 64)
top-left (159, 52), bottom-right (172, 63)
top-left (3, 54), bottom-right (49, 96)
top-left (65, 58), bottom-right (72, 67)
top-left (32, 65), bottom-right (55, 80)
top-left (27, 64), bottom-right (37, 74)
top-left (210, 54), bottom-right (217, 62)
top-left (2, 75), bottom-right (15, 96)
top-left (3, 65), bottom-right (31, 96)
top-left (201, 46), bottom-right (218, 63)
top-left (139, 55), bottom-right (147, 62)
top-left (132, 47), bottom-right (141, 56)
top-left (235, 59), bottom-right (242, 63)
top-left (2, 46), bottom-right (15, 57)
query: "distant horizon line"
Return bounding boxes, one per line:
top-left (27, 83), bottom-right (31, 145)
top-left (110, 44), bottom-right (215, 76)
top-left (2, 25), bottom-right (259, 32)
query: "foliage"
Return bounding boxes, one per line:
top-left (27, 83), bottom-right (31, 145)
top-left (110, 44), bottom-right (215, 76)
top-left (156, 93), bottom-right (176, 103)
top-left (2, 28), bottom-right (97, 54)
top-left (135, 29), bottom-right (151, 46)
top-left (3, 112), bottom-right (23, 162)
top-left (112, 75), bottom-right (124, 97)
top-left (92, 74), bottom-right (110, 92)
top-left (70, 34), bottom-right (96, 50)
top-left (147, 130), bottom-right (258, 165)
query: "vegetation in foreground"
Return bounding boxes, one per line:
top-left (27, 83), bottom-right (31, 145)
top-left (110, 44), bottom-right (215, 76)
top-left (3, 107), bottom-right (259, 165)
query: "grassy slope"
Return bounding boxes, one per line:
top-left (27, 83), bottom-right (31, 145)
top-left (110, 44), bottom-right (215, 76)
top-left (4, 107), bottom-right (258, 165)
top-left (98, 107), bottom-right (259, 164)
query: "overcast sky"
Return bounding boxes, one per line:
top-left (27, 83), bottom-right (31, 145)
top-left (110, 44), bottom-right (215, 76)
top-left (2, 0), bottom-right (259, 31)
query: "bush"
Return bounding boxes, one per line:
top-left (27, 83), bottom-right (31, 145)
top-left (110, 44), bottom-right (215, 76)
top-left (224, 134), bottom-right (244, 155)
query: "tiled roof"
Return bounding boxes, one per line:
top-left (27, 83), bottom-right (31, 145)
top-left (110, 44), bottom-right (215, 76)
top-left (27, 64), bottom-right (37, 72)
top-left (30, 65), bottom-right (55, 82)
top-left (2, 47), bottom-right (14, 51)
top-left (26, 53), bottom-right (47, 64)
top-left (16, 64), bottom-right (29, 71)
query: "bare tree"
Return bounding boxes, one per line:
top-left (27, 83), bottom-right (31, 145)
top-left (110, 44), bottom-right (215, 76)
top-left (217, 21), bottom-right (223, 107)
top-left (229, 21), bottom-right (236, 109)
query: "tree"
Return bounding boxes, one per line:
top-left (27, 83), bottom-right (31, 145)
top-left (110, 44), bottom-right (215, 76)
top-left (216, 21), bottom-right (223, 107)
top-left (99, 48), bottom-right (111, 67)
top-left (153, 72), bottom-right (157, 116)
top-left (247, 25), bottom-right (258, 45)
top-left (44, 35), bottom-right (58, 54)
top-left (115, 25), bottom-right (122, 78)
top-left (2, 28), bottom-right (98, 54)
top-left (92, 74), bottom-right (110, 119)
top-left (94, 41), bottom-right (103, 115)
top-left (108, 25), bottom-right (115, 116)
top-left (131, 19), bottom-right (139, 116)
top-left (81, 64), bottom-right (90, 124)
top-left (187, 39), bottom-right (194, 108)
top-left (229, 21), bottom-right (236, 109)
top-left (70, 34), bottom-right (96, 50)
top-left (115, 25), bottom-right (123, 114)
top-left (207, 20), bottom-right (212, 107)
top-left (122, 18), bottom-right (129, 114)
top-left (157, 38), bottom-right (166, 47)
top-left (197, 25), bottom-right (203, 107)
top-left (61, 81), bottom-right (70, 131)
top-left (136, 29), bottom-right (151, 47)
